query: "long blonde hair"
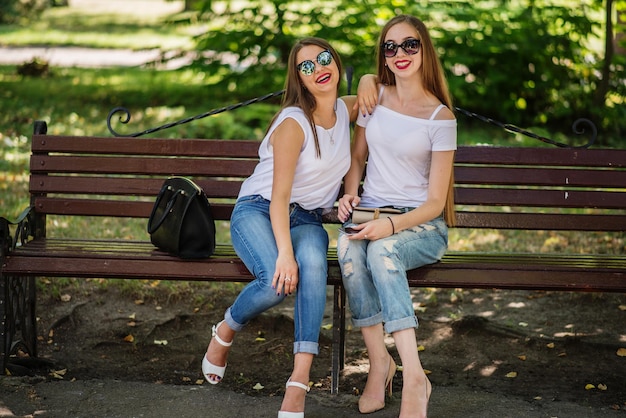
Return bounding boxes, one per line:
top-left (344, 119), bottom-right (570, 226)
top-left (266, 37), bottom-right (343, 158)
top-left (377, 15), bottom-right (456, 226)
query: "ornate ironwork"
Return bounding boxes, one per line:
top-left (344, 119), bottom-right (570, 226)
top-left (107, 90), bottom-right (285, 137)
top-left (107, 87), bottom-right (598, 149)
top-left (454, 108), bottom-right (597, 149)
top-left (0, 208), bottom-right (38, 374)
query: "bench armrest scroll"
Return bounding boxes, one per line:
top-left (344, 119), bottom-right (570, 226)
top-left (0, 206), bottom-right (36, 256)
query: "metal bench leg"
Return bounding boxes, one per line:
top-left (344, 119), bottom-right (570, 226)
top-left (1, 216), bottom-right (39, 375)
top-left (331, 284), bottom-right (346, 395)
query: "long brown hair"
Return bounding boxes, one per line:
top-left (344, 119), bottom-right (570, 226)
top-left (376, 15), bottom-right (456, 226)
top-left (266, 37), bottom-right (343, 158)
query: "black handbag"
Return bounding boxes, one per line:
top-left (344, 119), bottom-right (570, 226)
top-left (147, 177), bottom-right (216, 259)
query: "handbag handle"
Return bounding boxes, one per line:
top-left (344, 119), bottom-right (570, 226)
top-left (147, 186), bottom-right (185, 234)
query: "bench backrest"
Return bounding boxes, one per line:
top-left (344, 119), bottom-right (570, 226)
top-left (30, 133), bottom-right (626, 232)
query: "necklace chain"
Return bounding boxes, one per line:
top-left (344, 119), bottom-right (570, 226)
top-left (325, 126), bottom-right (335, 145)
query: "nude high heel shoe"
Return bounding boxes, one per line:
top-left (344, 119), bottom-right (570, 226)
top-left (358, 356), bottom-right (396, 414)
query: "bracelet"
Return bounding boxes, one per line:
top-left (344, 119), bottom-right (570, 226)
top-left (388, 217), bottom-right (395, 235)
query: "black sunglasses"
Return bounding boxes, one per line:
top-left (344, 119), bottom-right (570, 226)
top-left (381, 38), bottom-right (421, 58)
top-left (297, 50), bottom-right (333, 76)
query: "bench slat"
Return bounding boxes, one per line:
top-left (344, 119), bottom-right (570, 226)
top-left (33, 198), bottom-right (235, 220)
top-left (29, 175), bottom-right (244, 198)
top-left (455, 187), bottom-right (626, 209)
top-left (30, 155), bottom-right (257, 177)
top-left (5, 240), bottom-right (623, 291)
top-left (455, 166), bottom-right (626, 188)
top-left (455, 212), bottom-right (626, 231)
top-left (455, 146), bottom-right (626, 167)
top-left (32, 135), bottom-right (262, 157)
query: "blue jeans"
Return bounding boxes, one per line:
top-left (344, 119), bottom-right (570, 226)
top-left (337, 216), bottom-right (448, 334)
top-left (226, 195), bottom-right (329, 355)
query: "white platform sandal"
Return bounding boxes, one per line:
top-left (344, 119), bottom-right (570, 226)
top-left (202, 321), bottom-right (233, 384)
top-left (277, 379), bottom-right (310, 418)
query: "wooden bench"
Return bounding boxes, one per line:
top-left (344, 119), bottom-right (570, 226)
top-left (1, 121), bottom-right (625, 395)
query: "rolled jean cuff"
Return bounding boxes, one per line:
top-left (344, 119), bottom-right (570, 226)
top-left (351, 312), bottom-right (384, 329)
top-left (384, 315), bottom-right (419, 334)
top-left (293, 341), bottom-right (319, 355)
top-left (224, 307), bottom-right (247, 332)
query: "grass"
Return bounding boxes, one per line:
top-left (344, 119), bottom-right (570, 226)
top-left (0, 0), bottom-right (198, 50)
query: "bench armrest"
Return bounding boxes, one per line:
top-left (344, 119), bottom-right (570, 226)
top-left (0, 206), bottom-right (36, 257)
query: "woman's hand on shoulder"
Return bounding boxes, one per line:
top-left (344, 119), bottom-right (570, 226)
top-left (355, 74), bottom-right (379, 116)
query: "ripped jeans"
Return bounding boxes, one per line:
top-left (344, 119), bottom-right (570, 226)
top-left (337, 216), bottom-right (448, 334)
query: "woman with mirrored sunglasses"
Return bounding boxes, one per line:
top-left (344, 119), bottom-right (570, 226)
top-left (336, 15), bottom-right (457, 417)
top-left (202, 37), bottom-right (358, 418)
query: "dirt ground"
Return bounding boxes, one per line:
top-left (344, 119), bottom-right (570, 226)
top-left (3, 280), bottom-right (625, 417)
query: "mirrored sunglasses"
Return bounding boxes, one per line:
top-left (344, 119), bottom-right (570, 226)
top-left (297, 50), bottom-right (333, 76)
top-left (381, 38), bottom-right (421, 58)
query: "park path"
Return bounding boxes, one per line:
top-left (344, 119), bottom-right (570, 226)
top-left (0, 45), bottom-right (188, 68)
top-left (0, 0), bottom-right (189, 69)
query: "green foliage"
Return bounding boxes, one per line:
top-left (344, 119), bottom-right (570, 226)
top-left (0, 0), bottom-right (48, 24)
top-left (188, 0), bottom-right (624, 146)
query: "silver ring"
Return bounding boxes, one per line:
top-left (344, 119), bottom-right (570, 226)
top-left (285, 277), bottom-right (292, 282)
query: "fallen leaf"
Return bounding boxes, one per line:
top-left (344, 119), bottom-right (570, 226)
top-left (134, 299), bottom-right (144, 305)
top-left (127, 321), bottom-right (136, 327)
top-left (417, 345), bottom-right (425, 352)
top-left (153, 339), bottom-right (168, 345)
top-left (533, 396), bottom-right (542, 400)
top-left (193, 307), bottom-right (200, 313)
top-left (123, 334), bottom-right (134, 343)
top-left (182, 376), bottom-right (191, 382)
top-left (255, 337), bottom-right (266, 342)
top-left (585, 383), bottom-right (596, 390)
top-left (518, 322), bottom-right (528, 327)
top-left (253, 383), bottom-right (264, 390)
top-left (558, 352), bottom-right (567, 357)
top-left (314, 382), bottom-right (323, 387)
top-left (598, 383), bottom-right (608, 391)
top-left (50, 369), bottom-right (67, 380)
top-left (424, 369), bottom-right (432, 375)
top-left (618, 305), bottom-right (626, 311)
top-left (321, 324), bottom-right (332, 330)
top-left (195, 379), bottom-right (204, 385)
top-left (505, 371), bottom-right (517, 378)
top-left (546, 343), bottom-right (555, 349)
top-left (518, 355), bottom-right (527, 361)
top-left (617, 348), bottom-right (626, 357)
top-left (60, 294), bottom-right (71, 302)
top-left (128, 313), bottom-right (136, 319)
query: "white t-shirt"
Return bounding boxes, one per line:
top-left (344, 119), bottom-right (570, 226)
top-left (238, 99), bottom-right (351, 210)
top-left (356, 98), bottom-right (457, 208)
